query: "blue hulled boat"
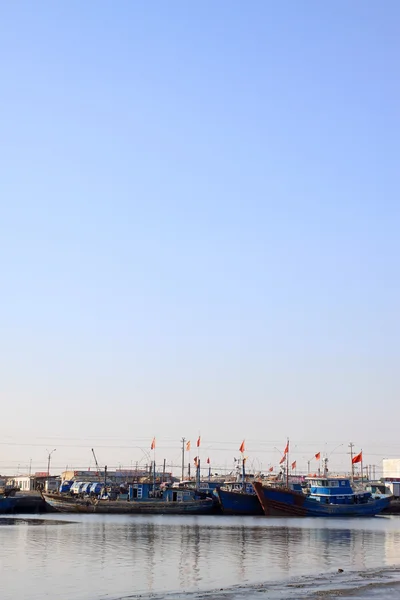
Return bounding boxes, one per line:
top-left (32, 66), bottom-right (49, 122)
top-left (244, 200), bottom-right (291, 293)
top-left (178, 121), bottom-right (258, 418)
top-left (0, 495), bottom-right (19, 514)
top-left (216, 483), bottom-right (263, 516)
top-left (254, 477), bottom-right (391, 517)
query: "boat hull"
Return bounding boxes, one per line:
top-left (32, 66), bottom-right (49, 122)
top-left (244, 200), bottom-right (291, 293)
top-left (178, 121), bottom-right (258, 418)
top-left (0, 496), bottom-right (19, 514)
top-left (42, 493), bottom-right (215, 515)
top-left (253, 482), bottom-right (391, 517)
top-left (216, 488), bottom-right (263, 515)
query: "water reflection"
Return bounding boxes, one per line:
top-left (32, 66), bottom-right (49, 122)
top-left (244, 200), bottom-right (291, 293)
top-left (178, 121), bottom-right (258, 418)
top-left (0, 517), bottom-right (69, 526)
top-left (0, 515), bottom-right (399, 600)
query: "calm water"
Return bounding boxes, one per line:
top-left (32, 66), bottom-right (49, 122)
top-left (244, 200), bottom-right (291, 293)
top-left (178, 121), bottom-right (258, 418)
top-left (1, 514), bottom-right (400, 599)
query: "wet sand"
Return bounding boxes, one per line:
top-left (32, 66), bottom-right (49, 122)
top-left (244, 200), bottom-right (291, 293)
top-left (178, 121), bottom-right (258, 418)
top-left (122, 567), bottom-right (400, 600)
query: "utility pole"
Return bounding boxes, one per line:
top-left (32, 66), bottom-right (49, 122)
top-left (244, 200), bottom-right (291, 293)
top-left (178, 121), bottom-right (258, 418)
top-left (46, 449), bottom-right (56, 489)
top-left (181, 437), bottom-right (186, 481)
top-left (348, 442), bottom-right (354, 481)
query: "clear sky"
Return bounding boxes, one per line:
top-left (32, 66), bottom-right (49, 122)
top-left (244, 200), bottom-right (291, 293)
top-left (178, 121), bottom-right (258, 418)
top-left (1, 1), bottom-right (399, 476)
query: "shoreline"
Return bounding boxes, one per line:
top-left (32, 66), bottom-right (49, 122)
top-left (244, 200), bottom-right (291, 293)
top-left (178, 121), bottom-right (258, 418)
top-left (119, 567), bottom-right (400, 600)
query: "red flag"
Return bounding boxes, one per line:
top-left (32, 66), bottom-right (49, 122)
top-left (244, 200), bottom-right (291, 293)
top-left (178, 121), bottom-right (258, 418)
top-left (291, 461), bottom-right (296, 470)
top-left (186, 441), bottom-right (191, 451)
top-left (284, 440), bottom-right (289, 454)
top-left (197, 436), bottom-right (201, 448)
top-left (315, 452), bottom-right (321, 460)
top-left (151, 437), bottom-right (156, 450)
top-left (194, 456), bottom-right (198, 467)
top-left (269, 467), bottom-right (273, 472)
top-left (352, 451), bottom-right (362, 464)
top-left (239, 440), bottom-right (245, 453)
top-left (279, 455), bottom-right (286, 465)
top-left (207, 457), bottom-right (210, 464)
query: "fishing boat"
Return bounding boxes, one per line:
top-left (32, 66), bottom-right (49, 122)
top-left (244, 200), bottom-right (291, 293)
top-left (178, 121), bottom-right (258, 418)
top-left (217, 479), bottom-right (307, 516)
top-left (42, 482), bottom-right (215, 515)
top-left (216, 456), bottom-right (264, 516)
top-left (0, 495), bottom-right (19, 514)
top-left (253, 477), bottom-right (391, 517)
top-left (216, 483), bottom-right (263, 515)
top-left (0, 483), bottom-right (24, 514)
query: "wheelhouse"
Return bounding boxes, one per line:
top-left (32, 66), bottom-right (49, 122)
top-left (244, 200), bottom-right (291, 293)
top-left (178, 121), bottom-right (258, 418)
top-left (308, 478), bottom-right (353, 496)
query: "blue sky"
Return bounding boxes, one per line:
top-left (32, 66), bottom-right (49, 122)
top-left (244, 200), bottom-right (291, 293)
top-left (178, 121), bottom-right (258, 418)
top-left (0, 2), bottom-right (399, 475)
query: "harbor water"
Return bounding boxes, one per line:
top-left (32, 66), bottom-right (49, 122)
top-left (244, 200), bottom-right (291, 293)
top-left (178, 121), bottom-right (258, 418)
top-left (1, 514), bottom-right (400, 599)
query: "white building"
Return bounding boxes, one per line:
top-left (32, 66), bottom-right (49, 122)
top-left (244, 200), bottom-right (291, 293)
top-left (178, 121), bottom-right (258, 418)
top-left (383, 459), bottom-right (400, 480)
top-left (8, 476), bottom-right (35, 491)
top-left (7, 473), bottom-right (59, 492)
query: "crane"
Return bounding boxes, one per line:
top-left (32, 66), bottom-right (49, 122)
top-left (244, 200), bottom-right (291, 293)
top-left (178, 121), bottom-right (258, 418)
top-left (91, 448), bottom-right (102, 480)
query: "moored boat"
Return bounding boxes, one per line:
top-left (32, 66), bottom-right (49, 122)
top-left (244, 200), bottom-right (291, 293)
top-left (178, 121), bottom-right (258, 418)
top-left (216, 483), bottom-right (264, 516)
top-left (216, 484), bottom-right (263, 516)
top-left (253, 477), bottom-right (391, 517)
top-left (215, 453), bottom-right (265, 516)
top-left (12, 492), bottom-right (47, 513)
top-left (0, 495), bottom-right (19, 514)
top-left (42, 484), bottom-right (215, 515)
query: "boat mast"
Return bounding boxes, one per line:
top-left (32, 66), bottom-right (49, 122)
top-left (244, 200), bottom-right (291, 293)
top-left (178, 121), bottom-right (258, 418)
top-left (286, 438), bottom-right (289, 488)
top-left (180, 437), bottom-right (186, 481)
top-left (349, 442), bottom-right (354, 481)
top-left (360, 449), bottom-right (363, 484)
top-left (242, 456), bottom-right (246, 490)
top-left (196, 458), bottom-right (201, 490)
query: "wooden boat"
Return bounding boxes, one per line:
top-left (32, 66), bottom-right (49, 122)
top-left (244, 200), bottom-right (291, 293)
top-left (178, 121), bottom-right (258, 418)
top-left (253, 478), bottom-right (391, 517)
top-left (42, 485), bottom-right (215, 515)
